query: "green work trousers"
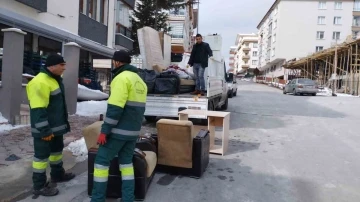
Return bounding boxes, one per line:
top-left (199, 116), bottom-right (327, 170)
top-left (91, 138), bottom-right (136, 202)
top-left (32, 135), bottom-right (65, 190)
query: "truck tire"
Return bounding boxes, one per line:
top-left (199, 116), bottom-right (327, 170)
top-left (228, 91), bottom-right (233, 98)
top-left (233, 90), bottom-right (237, 97)
top-left (221, 97), bottom-right (228, 110)
top-left (144, 116), bottom-right (157, 122)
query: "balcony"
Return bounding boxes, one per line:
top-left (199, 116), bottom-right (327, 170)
top-left (242, 55), bottom-right (250, 61)
top-left (122, 0), bottom-right (136, 8)
top-left (15, 0), bottom-right (47, 12)
top-left (354, 10), bottom-right (360, 16)
top-left (243, 47), bottom-right (251, 52)
top-left (78, 14), bottom-right (108, 45)
top-left (115, 34), bottom-right (134, 50)
top-left (242, 65), bottom-right (250, 69)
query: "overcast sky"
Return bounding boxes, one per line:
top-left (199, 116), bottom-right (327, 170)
top-left (197, 0), bottom-right (274, 66)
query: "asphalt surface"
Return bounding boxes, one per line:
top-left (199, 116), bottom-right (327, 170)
top-left (18, 81), bottom-right (360, 202)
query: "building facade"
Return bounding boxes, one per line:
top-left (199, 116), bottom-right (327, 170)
top-left (257, 0), bottom-right (353, 80)
top-left (167, 0), bottom-right (198, 61)
top-left (229, 46), bottom-right (236, 73)
top-left (0, 0), bottom-right (136, 123)
top-left (233, 33), bottom-right (259, 75)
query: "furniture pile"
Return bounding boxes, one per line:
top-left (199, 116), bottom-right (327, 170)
top-left (82, 109), bottom-right (230, 200)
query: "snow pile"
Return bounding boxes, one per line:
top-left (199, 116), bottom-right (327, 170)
top-left (336, 93), bottom-right (359, 97)
top-left (65, 137), bottom-right (88, 162)
top-left (77, 84), bottom-right (109, 101)
top-left (0, 113), bottom-right (27, 133)
top-left (76, 101), bottom-right (107, 117)
top-left (317, 87), bottom-right (332, 96)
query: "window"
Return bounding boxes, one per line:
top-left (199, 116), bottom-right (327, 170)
top-left (335, 1), bottom-right (342, 9)
top-left (100, 0), bottom-right (106, 24)
top-left (334, 17), bottom-right (341, 25)
top-left (272, 47), bottom-right (275, 56)
top-left (354, 16), bottom-right (360, 26)
top-left (88, 0), bottom-right (97, 19)
top-left (274, 20), bottom-right (277, 28)
top-left (169, 22), bottom-right (184, 39)
top-left (354, 31), bottom-right (360, 38)
top-left (316, 46), bottom-right (324, 52)
top-left (333, 32), bottom-right (341, 40)
top-left (355, 0), bottom-right (360, 11)
top-left (317, 31), bottom-right (325, 39)
top-left (169, 8), bottom-right (186, 16)
top-left (253, 51), bottom-right (258, 57)
top-left (252, 60), bottom-right (258, 65)
top-left (117, 1), bottom-right (131, 28)
top-left (253, 43), bottom-right (258, 48)
top-left (318, 16), bottom-right (325, 25)
top-left (79, 0), bottom-right (84, 13)
top-left (318, 1), bottom-right (326, 9)
top-left (273, 34), bottom-right (276, 43)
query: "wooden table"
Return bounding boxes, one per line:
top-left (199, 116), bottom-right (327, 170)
top-left (178, 109), bottom-right (230, 156)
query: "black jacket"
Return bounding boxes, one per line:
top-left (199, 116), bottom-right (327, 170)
top-left (188, 42), bottom-right (213, 68)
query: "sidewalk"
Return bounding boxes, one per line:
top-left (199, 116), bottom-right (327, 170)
top-left (0, 115), bottom-right (98, 202)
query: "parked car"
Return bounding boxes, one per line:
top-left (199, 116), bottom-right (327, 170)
top-left (283, 78), bottom-right (318, 96)
top-left (226, 72), bottom-right (237, 98)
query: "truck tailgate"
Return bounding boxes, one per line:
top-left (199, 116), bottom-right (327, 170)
top-left (145, 95), bottom-right (208, 118)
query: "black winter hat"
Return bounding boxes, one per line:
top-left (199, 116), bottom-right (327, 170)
top-left (46, 54), bottom-right (66, 67)
top-left (112, 50), bottom-right (131, 63)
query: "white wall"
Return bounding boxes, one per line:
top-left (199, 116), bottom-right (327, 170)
top-left (276, 0), bottom-right (353, 61)
top-left (0, 0), bottom-right (79, 34)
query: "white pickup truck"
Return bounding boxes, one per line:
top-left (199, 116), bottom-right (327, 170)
top-left (144, 35), bottom-right (229, 121)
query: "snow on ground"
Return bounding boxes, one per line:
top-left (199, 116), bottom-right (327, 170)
top-left (0, 113), bottom-right (27, 133)
top-left (76, 101), bottom-right (107, 117)
top-left (65, 137), bottom-right (88, 162)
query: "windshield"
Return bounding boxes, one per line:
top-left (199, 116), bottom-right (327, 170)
top-left (298, 79), bottom-right (316, 85)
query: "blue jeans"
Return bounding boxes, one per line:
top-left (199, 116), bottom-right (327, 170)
top-left (193, 63), bottom-right (205, 91)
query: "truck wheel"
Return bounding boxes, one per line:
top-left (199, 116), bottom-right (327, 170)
top-left (233, 90), bottom-right (237, 97)
top-left (221, 97), bottom-right (228, 110)
top-left (228, 92), bottom-right (233, 98)
top-left (144, 116), bottom-right (157, 122)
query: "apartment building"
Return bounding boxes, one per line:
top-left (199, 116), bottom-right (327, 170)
top-left (0, 0), bottom-right (134, 56)
top-left (167, 0), bottom-right (198, 62)
top-left (233, 33), bottom-right (259, 75)
top-left (257, 0), bottom-right (353, 80)
top-left (353, 0), bottom-right (360, 38)
top-left (229, 46), bottom-right (237, 72)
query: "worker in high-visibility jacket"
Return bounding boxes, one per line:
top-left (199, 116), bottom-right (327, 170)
top-left (26, 54), bottom-right (75, 197)
top-left (91, 50), bottom-right (147, 202)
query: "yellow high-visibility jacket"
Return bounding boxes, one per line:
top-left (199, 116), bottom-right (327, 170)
top-left (26, 68), bottom-right (70, 138)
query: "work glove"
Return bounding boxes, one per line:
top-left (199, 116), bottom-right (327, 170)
top-left (97, 133), bottom-right (107, 145)
top-left (42, 134), bottom-right (54, 141)
top-left (209, 56), bottom-right (215, 60)
top-left (186, 64), bottom-right (190, 68)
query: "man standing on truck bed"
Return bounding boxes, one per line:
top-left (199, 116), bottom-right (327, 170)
top-left (188, 33), bottom-right (213, 96)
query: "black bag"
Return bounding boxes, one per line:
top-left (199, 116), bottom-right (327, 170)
top-left (138, 69), bottom-right (157, 93)
top-left (154, 71), bottom-right (181, 94)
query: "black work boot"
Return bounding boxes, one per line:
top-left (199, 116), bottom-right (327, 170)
top-left (51, 172), bottom-right (76, 183)
top-left (32, 182), bottom-right (59, 198)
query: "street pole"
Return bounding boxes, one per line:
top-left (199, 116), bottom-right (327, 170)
top-left (332, 39), bottom-right (338, 96)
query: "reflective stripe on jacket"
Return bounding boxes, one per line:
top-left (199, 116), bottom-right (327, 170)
top-left (101, 64), bottom-right (147, 140)
top-left (26, 69), bottom-right (70, 138)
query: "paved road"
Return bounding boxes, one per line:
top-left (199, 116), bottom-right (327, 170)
top-left (19, 81), bottom-right (360, 202)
